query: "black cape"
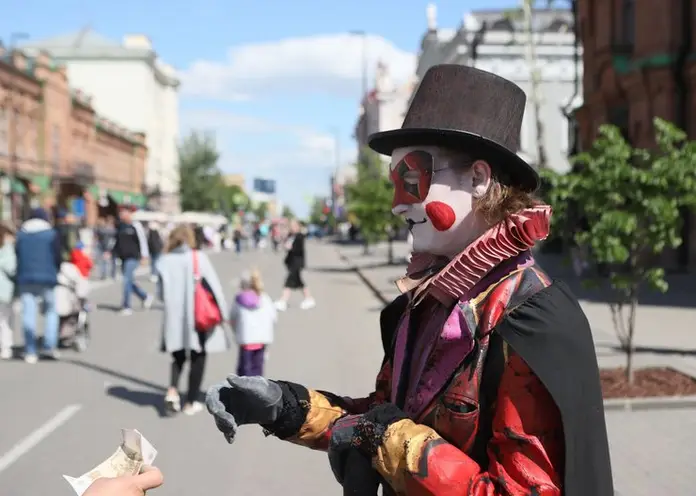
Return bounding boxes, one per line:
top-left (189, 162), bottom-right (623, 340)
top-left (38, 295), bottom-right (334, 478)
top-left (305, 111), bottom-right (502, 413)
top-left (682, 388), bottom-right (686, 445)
top-left (378, 281), bottom-right (614, 496)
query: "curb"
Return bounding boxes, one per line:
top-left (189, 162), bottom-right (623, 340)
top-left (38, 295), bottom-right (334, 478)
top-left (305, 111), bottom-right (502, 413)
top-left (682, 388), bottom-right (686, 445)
top-left (340, 247), bottom-right (696, 411)
top-left (603, 394), bottom-right (696, 411)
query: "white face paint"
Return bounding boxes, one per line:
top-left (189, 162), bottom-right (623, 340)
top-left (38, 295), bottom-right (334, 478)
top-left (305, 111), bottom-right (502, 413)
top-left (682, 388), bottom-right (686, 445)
top-left (390, 146), bottom-right (489, 257)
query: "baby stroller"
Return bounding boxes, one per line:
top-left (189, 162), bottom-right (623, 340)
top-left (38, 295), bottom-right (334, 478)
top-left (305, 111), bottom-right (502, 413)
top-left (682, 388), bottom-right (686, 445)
top-left (56, 262), bottom-right (90, 352)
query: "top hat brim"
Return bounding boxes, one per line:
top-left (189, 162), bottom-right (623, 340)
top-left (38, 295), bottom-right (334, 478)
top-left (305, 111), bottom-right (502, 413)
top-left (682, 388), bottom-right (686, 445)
top-left (368, 128), bottom-right (540, 193)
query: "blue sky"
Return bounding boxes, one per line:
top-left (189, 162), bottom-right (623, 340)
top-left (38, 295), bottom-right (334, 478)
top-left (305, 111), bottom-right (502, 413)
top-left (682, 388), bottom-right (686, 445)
top-left (2, 0), bottom-right (517, 217)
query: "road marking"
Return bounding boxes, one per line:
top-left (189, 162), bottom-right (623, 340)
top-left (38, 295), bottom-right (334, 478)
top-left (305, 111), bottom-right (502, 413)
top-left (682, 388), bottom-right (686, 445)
top-left (0, 404), bottom-right (82, 474)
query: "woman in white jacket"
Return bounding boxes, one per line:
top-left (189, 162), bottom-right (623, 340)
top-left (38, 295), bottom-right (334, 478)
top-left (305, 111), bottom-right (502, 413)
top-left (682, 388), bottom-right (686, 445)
top-left (229, 269), bottom-right (276, 376)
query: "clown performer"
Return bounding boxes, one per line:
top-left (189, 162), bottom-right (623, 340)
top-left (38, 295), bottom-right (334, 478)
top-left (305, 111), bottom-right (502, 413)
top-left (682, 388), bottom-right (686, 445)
top-left (206, 65), bottom-right (613, 496)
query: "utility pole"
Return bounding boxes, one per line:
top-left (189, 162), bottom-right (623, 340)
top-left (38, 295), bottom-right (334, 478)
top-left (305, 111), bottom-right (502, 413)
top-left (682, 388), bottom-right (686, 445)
top-left (521, 0), bottom-right (548, 169)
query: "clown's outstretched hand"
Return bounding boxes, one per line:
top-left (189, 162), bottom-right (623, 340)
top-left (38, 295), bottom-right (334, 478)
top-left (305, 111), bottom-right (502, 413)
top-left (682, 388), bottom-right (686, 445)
top-left (206, 375), bottom-right (317, 444)
top-left (206, 375), bottom-right (283, 443)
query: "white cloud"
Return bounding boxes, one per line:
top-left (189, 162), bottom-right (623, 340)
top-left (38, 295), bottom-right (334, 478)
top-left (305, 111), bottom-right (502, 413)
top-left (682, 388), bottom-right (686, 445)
top-left (179, 108), bottom-right (356, 171)
top-left (180, 33), bottom-right (416, 100)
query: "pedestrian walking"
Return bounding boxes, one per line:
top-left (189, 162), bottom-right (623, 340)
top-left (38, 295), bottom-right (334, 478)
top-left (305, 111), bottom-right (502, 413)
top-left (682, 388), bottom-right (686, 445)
top-left (147, 222), bottom-right (164, 282)
top-left (0, 222), bottom-right (16, 360)
top-left (15, 208), bottom-right (62, 363)
top-left (230, 269), bottom-right (276, 377)
top-left (113, 205), bottom-right (152, 316)
top-left (55, 209), bottom-right (79, 262)
top-left (157, 225), bottom-right (230, 415)
top-left (275, 219), bottom-right (315, 311)
top-left (233, 227), bottom-right (242, 253)
top-left (94, 216), bottom-right (117, 280)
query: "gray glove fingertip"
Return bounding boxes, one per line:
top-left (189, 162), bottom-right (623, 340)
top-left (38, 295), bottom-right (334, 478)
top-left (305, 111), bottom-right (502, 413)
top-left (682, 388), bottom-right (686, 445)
top-left (214, 413), bottom-right (238, 440)
top-left (224, 431), bottom-right (236, 444)
top-left (205, 384), bottom-right (222, 411)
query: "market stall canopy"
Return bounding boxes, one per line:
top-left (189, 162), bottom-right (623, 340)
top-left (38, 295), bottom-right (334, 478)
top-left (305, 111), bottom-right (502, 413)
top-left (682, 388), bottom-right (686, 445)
top-left (172, 211), bottom-right (228, 226)
top-left (132, 210), bottom-right (170, 223)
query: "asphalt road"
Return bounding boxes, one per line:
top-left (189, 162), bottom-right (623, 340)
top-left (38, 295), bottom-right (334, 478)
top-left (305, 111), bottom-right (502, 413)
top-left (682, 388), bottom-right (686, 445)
top-left (0, 241), bottom-right (384, 496)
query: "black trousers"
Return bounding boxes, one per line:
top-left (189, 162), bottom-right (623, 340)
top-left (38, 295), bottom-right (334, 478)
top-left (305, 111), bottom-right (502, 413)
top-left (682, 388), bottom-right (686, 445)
top-left (170, 331), bottom-right (209, 404)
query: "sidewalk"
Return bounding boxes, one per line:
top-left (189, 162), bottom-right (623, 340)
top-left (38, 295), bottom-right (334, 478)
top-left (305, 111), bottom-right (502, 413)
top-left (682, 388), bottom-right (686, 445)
top-left (338, 241), bottom-right (696, 368)
top-left (337, 240), bottom-right (696, 496)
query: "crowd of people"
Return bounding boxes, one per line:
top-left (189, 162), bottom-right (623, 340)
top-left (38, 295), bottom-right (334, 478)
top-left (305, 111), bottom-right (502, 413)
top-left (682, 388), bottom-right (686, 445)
top-left (0, 207), bottom-right (95, 363)
top-left (0, 205), bottom-right (320, 495)
top-left (0, 198), bottom-right (316, 370)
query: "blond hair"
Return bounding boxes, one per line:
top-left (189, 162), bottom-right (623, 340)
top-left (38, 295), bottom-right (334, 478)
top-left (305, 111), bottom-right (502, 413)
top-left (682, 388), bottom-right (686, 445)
top-left (166, 225), bottom-right (196, 252)
top-left (241, 268), bottom-right (264, 295)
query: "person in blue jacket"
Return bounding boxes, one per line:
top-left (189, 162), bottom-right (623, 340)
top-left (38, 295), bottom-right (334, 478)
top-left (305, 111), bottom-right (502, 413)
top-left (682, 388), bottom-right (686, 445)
top-left (15, 207), bottom-right (62, 363)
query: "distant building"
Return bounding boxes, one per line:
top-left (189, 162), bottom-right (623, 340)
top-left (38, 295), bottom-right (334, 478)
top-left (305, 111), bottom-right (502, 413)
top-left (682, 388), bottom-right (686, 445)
top-left (576, 0), bottom-right (695, 267)
top-left (20, 29), bottom-right (181, 213)
top-left (223, 173), bottom-right (245, 191)
top-left (414, 4), bottom-right (582, 173)
top-left (0, 47), bottom-right (147, 225)
top-left (250, 177), bottom-right (278, 219)
top-left (354, 61), bottom-right (417, 157)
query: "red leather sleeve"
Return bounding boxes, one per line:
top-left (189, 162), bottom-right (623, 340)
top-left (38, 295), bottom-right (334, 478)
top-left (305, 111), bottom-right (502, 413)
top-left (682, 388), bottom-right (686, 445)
top-left (377, 352), bottom-right (564, 495)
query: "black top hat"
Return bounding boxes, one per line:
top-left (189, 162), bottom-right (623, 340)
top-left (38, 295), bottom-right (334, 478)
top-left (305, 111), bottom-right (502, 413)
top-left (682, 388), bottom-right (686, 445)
top-left (368, 64), bottom-right (539, 192)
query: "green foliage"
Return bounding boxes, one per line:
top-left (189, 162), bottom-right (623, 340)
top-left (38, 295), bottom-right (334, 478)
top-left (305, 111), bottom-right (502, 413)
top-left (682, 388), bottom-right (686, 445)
top-left (308, 197), bottom-right (327, 225)
top-left (544, 119), bottom-right (696, 380)
top-left (281, 205), bottom-right (295, 219)
top-left (253, 201), bottom-right (269, 221)
top-left (214, 183), bottom-right (250, 214)
top-left (178, 130), bottom-right (249, 214)
top-left (547, 119), bottom-right (696, 298)
top-left (179, 131), bottom-right (222, 212)
top-left (346, 148), bottom-right (402, 244)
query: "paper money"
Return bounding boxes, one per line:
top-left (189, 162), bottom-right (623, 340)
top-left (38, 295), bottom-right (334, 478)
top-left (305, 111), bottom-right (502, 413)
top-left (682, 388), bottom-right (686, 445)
top-left (63, 429), bottom-right (157, 496)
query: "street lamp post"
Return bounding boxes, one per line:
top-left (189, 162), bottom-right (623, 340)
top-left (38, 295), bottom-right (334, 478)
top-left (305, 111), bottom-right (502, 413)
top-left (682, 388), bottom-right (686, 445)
top-left (328, 127), bottom-right (341, 226)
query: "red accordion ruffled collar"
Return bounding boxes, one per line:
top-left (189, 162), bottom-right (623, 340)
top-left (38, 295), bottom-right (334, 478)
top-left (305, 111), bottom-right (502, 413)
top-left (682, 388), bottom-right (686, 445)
top-left (397, 205), bottom-right (552, 305)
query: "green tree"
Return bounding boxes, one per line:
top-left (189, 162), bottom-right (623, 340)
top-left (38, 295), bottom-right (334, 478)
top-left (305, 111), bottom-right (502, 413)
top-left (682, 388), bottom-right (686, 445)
top-left (215, 184), bottom-right (249, 215)
top-left (346, 148), bottom-right (402, 262)
top-left (281, 205), bottom-right (295, 219)
top-left (179, 131), bottom-right (222, 211)
top-left (253, 201), bottom-right (269, 220)
top-left (543, 118), bottom-right (696, 383)
top-left (308, 197), bottom-right (327, 225)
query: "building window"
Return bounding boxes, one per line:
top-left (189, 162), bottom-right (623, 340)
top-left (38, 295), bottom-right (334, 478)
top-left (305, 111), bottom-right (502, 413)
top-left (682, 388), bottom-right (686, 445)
top-left (52, 125), bottom-right (60, 174)
top-left (619, 0), bottom-right (635, 48)
top-left (0, 109), bottom-right (7, 156)
top-left (13, 110), bottom-right (23, 158)
top-left (608, 105), bottom-right (630, 141)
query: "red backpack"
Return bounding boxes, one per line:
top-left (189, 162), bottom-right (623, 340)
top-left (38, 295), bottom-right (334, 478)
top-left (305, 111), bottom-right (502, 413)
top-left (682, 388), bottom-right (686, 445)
top-left (192, 250), bottom-right (222, 332)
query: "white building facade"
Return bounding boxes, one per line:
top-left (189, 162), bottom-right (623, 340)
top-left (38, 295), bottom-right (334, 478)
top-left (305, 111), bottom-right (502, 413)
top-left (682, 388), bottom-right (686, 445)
top-left (415, 5), bottom-right (582, 173)
top-left (22, 30), bottom-right (181, 212)
top-left (354, 61), bottom-right (418, 155)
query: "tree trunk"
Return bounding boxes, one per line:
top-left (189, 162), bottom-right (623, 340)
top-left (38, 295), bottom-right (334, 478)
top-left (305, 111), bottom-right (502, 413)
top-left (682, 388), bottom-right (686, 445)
top-left (387, 236), bottom-right (394, 265)
top-left (522, 0), bottom-right (548, 169)
top-left (363, 239), bottom-right (370, 255)
top-left (625, 288), bottom-right (639, 385)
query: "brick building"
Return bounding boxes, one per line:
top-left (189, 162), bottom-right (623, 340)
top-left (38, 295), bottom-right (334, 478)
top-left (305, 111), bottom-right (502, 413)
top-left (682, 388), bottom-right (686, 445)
top-left (576, 0), bottom-right (696, 267)
top-left (0, 47), bottom-right (147, 226)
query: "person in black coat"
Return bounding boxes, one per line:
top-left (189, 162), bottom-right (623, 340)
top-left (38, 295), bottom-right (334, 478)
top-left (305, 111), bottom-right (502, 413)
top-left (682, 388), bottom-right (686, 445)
top-left (147, 223), bottom-right (164, 281)
top-left (274, 220), bottom-right (315, 311)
